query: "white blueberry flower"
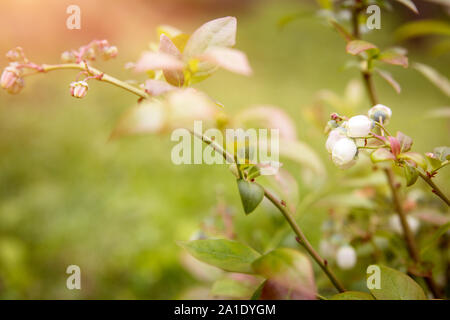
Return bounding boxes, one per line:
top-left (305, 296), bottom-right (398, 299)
top-left (389, 215), bottom-right (420, 235)
top-left (347, 115), bottom-right (373, 137)
top-left (336, 245), bottom-right (357, 270)
top-left (368, 104), bottom-right (392, 124)
top-left (331, 138), bottom-right (357, 169)
top-left (326, 128), bottom-right (347, 153)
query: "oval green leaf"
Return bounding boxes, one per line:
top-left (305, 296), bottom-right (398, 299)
top-left (237, 179), bottom-right (264, 214)
top-left (368, 265), bottom-right (427, 300)
top-left (179, 239), bottom-right (261, 274)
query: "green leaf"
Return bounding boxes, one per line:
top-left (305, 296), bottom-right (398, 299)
top-left (237, 180), bottom-right (264, 214)
top-left (403, 165), bottom-right (418, 187)
top-left (329, 20), bottom-right (354, 42)
top-left (398, 152), bottom-right (427, 170)
top-left (183, 16), bottom-right (237, 76)
top-left (420, 222), bottom-right (450, 256)
top-left (331, 291), bottom-right (375, 300)
top-left (179, 239), bottom-right (261, 274)
top-left (346, 40), bottom-right (378, 56)
top-left (370, 148), bottom-right (395, 163)
top-left (433, 146), bottom-right (450, 161)
top-left (393, 0), bottom-right (419, 14)
top-left (414, 63), bottom-right (450, 97)
top-left (378, 50), bottom-right (409, 68)
top-left (376, 69), bottom-right (401, 93)
top-left (369, 265), bottom-right (427, 300)
top-left (396, 131), bottom-right (413, 152)
top-left (250, 280), bottom-right (266, 300)
top-left (211, 276), bottom-right (261, 299)
top-left (396, 20), bottom-right (450, 41)
top-left (252, 248), bottom-right (316, 300)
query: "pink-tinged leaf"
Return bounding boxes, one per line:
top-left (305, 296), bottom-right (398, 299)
top-left (159, 34), bottom-right (185, 86)
top-left (394, 0), bottom-right (419, 14)
top-left (396, 131), bottom-right (413, 152)
top-left (252, 248), bottom-right (316, 300)
top-left (200, 47), bottom-right (252, 76)
top-left (134, 51), bottom-right (184, 72)
top-left (329, 20), bottom-right (354, 42)
top-left (110, 100), bottom-right (167, 139)
top-left (370, 148), bottom-right (395, 163)
top-left (388, 137), bottom-right (401, 157)
top-left (378, 50), bottom-right (409, 68)
top-left (184, 17), bottom-right (237, 60)
top-left (166, 88), bottom-right (219, 129)
top-left (376, 69), bottom-right (401, 93)
top-left (346, 40), bottom-right (378, 55)
top-left (142, 79), bottom-right (176, 96)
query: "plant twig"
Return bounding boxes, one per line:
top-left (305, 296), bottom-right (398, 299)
top-left (39, 63), bottom-right (149, 99)
top-left (351, 6), bottom-right (442, 298)
top-left (418, 172), bottom-right (450, 206)
top-left (263, 187), bottom-right (346, 293)
top-left (187, 130), bottom-right (346, 293)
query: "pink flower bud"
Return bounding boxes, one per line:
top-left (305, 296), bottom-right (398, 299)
top-left (6, 49), bottom-right (21, 61)
top-left (70, 81), bottom-right (89, 98)
top-left (1, 64), bottom-right (23, 93)
top-left (61, 51), bottom-right (76, 63)
top-left (101, 46), bottom-right (118, 60)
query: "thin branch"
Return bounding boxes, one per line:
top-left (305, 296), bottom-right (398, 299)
top-left (418, 172), bottom-right (450, 206)
top-left (188, 130), bottom-right (346, 293)
top-left (39, 63), bottom-right (149, 99)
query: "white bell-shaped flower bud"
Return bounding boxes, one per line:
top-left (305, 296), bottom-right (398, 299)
top-left (347, 115), bottom-right (373, 138)
top-left (331, 138), bottom-right (357, 169)
top-left (369, 104), bottom-right (392, 123)
top-left (325, 128), bottom-right (347, 153)
top-left (336, 245), bottom-right (357, 270)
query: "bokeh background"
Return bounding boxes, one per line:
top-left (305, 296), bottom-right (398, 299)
top-left (0, 0), bottom-right (448, 299)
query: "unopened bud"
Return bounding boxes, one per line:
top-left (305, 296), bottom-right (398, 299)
top-left (347, 115), bottom-right (373, 138)
top-left (61, 51), bottom-right (76, 63)
top-left (326, 127), bottom-right (346, 153)
top-left (70, 81), bottom-right (89, 98)
top-left (1, 64), bottom-right (23, 93)
top-left (6, 49), bottom-right (21, 61)
top-left (102, 46), bottom-right (118, 60)
top-left (368, 104), bottom-right (392, 124)
top-left (331, 137), bottom-right (357, 169)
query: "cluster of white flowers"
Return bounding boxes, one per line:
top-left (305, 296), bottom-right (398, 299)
top-left (325, 104), bottom-right (392, 169)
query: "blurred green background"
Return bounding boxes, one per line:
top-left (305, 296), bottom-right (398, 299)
top-left (0, 0), bottom-right (448, 299)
